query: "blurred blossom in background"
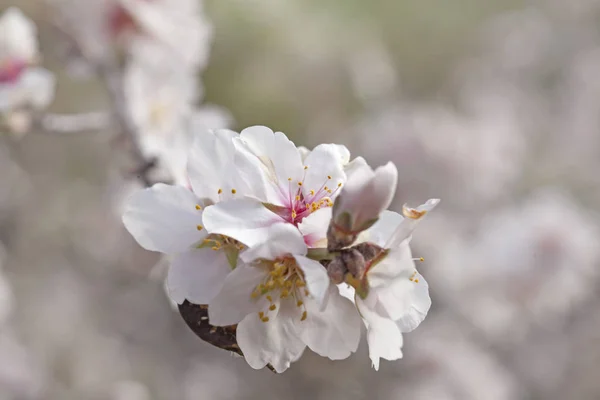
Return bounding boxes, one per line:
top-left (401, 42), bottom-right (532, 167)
top-left (0, 0), bottom-right (599, 399)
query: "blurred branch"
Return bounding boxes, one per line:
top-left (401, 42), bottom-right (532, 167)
top-left (46, 16), bottom-right (159, 187)
top-left (37, 111), bottom-right (112, 134)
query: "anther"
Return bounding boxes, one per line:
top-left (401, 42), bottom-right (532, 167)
top-left (301, 311), bottom-right (307, 321)
top-left (231, 189), bottom-right (237, 194)
top-left (288, 177), bottom-right (292, 181)
top-left (258, 311), bottom-right (264, 318)
top-left (338, 183), bottom-right (342, 187)
top-left (414, 279), bottom-right (420, 283)
top-left (195, 204), bottom-right (202, 210)
top-left (327, 175), bottom-right (332, 179)
top-left (266, 295), bottom-right (273, 302)
top-left (291, 210), bottom-right (297, 219)
top-left (218, 188), bottom-right (223, 194)
top-left (298, 181), bottom-right (303, 186)
top-left (304, 166), bottom-right (308, 170)
top-left (296, 300), bottom-right (303, 307)
top-left (261, 316), bottom-right (270, 322)
top-left (295, 195), bottom-right (300, 201)
top-left (196, 225), bottom-right (203, 230)
top-left (269, 304), bottom-right (276, 311)
top-left (310, 190), bottom-right (315, 195)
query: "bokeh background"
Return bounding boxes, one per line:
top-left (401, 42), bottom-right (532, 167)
top-left (1, 0), bottom-right (600, 399)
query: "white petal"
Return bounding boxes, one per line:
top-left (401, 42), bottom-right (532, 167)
top-left (122, 184), bottom-right (205, 254)
top-left (236, 303), bottom-right (306, 373)
top-left (386, 199), bottom-right (440, 248)
top-left (298, 285), bottom-right (361, 360)
top-left (239, 126), bottom-right (304, 188)
top-left (333, 161), bottom-right (397, 233)
top-left (0, 8), bottom-right (38, 63)
top-left (298, 145), bottom-right (311, 161)
top-left (232, 139), bottom-right (275, 202)
top-left (241, 223), bottom-right (307, 263)
top-left (0, 68), bottom-right (55, 111)
top-left (293, 255), bottom-right (329, 309)
top-left (344, 156), bottom-right (369, 180)
top-left (167, 248), bottom-right (232, 305)
top-left (202, 198), bottom-right (285, 248)
top-left (208, 264), bottom-right (266, 326)
top-left (337, 283), bottom-right (356, 302)
top-left (18, 68), bottom-right (56, 109)
top-left (357, 210), bottom-right (403, 247)
top-left (302, 144), bottom-right (346, 200)
top-left (367, 240), bottom-right (415, 288)
top-left (297, 207), bottom-right (331, 248)
top-left (333, 144), bottom-right (351, 165)
top-left (357, 297), bottom-right (404, 371)
top-left (187, 129), bottom-right (238, 203)
top-left (190, 105), bottom-right (233, 131)
top-left (395, 272), bottom-right (431, 332)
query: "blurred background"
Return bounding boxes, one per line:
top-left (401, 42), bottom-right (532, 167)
top-left (1, 0), bottom-right (600, 399)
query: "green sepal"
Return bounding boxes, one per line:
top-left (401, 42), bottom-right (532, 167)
top-left (224, 247), bottom-right (240, 270)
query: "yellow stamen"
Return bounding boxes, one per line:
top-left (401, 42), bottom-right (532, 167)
top-left (296, 300), bottom-right (303, 307)
top-left (195, 204), bottom-right (202, 210)
top-left (218, 188), bottom-right (223, 194)
top-left (231, 188), bottom-right (237, 194)
top-left (297, 181), bottom-right (303, 186)
top-left (304, 166), bottom-right (308, 170)
top-left (196, 225), bottom-right (203, 231)
top-left (310, 190), bottom-right (315, 195)
top-left (327, 175), bottom-right (332, 179)
top-left (269, 304), bottom-right (276, 311)
top-left (261, 316), bottom-right (270, 322)
top-left (301, 311), bottom-right (307, 321)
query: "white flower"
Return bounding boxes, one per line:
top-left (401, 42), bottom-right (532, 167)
top-left (112, 0), bottom-right (213, 70)
top-left (0, 8), bottom-right (55, 114)
top-left (123, 53), bottom-right (231, 185)
top-left (206, 221), bottom-right (361, 372)
top-left (232, 125), bottom-right (348, 225)
top-left (122, 129), bottom-right (252, 305)
top-left (347, 199), bottom-right (439, 370)
top-left (330, 157), bottom-right (398, 239)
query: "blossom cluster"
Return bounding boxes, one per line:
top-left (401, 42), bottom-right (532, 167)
top-left (0, 8), bottom-right (55, 133)
top-left (48, 0), bottom-right (230, 184)
top-left (123, 125), bottom-right (438, 372)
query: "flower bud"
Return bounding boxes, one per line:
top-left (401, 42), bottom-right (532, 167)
top-left (328, 158), bottom-right (398, 248)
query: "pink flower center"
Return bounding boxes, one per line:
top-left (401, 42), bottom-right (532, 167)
top-left (0, 59), bottom-right (27, 84)
top-left (279, 168), bottom-right (342, 225)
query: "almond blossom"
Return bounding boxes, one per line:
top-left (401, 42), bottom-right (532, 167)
top-left (343, 199), bottom-right (439, 370)
top-left (122, 129), bottom-right (252, 305)
top-left (0, 8), bottom-right (55, 123)
top-left (232, 125), bottom-right (348, 225)
top-left (110, 0), bottom-right (213, 70)
top-left (206, 220), bottom-right (361, 373)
